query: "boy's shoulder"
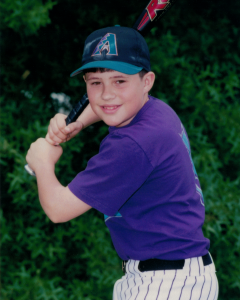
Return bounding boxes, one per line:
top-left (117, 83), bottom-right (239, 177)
top-left (110, 96), bottom-right (181, 138)
top-left (106, 96), bottom-right (184, 166)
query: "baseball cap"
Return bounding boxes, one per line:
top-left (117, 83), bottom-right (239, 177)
top-left (70, 26), bottom-right (151, 77)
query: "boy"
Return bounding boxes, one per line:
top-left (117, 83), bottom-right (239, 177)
top-left (26, 26), bottom-right (218, 299)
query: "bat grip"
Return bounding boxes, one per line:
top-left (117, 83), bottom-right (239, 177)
top-left (25, 93), bottom-right (89, 176)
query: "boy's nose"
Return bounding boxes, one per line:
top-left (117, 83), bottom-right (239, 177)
top-left (101, 84), bottom-right (115, 101)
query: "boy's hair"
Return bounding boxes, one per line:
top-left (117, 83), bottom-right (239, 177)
top-left (83, 68), bottom-right (148, 79)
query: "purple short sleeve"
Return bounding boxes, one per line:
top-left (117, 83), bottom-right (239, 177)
top-left (68, 133), bottom-right (153, 216)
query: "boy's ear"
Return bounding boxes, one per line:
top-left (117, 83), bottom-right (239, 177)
top-left (143, 72), bottom-right (155, 93)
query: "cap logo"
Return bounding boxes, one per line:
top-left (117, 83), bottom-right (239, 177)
top-left (92, 33), bottom-right (118, 56)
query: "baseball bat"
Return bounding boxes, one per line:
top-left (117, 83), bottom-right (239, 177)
top-left (25, 0), bottom-right (176, 176)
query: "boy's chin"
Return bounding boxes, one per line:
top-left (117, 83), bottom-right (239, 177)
top-left (101, 115), bottom-right (132, 127)
top-left (104, 121), bottom-right (121, 127)
top-left (103, 119), bottom-right (126, 128)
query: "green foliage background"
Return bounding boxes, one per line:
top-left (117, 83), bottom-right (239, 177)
top-left (1, 0), bottom-right (240, 299)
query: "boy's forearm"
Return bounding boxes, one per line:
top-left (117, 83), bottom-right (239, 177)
top-left (77, 103), bottom-right (101, 129)
top-left (35, 164), bottom-right (66, 222)
top-left (35, 164), bottom-right (91, 223)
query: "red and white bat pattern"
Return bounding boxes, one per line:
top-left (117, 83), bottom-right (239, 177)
top-left (133, 0), bottom-right (175, 35)
top-left (147, 0), bottom-right (170, 21)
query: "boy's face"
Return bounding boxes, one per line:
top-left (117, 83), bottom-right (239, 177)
top-left (84, 70), bottom-right (154, 127)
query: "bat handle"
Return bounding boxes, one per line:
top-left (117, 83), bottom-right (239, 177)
top-left (25, 93), bottom-right (89, 176)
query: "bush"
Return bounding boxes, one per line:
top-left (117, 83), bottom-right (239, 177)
top-left (1, 0), bottom-right (240, 299)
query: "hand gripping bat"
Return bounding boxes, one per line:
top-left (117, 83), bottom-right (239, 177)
top-left (24, 94), bottom-right (89, 176)
top-left (25, 0), bottom-right (176, 176)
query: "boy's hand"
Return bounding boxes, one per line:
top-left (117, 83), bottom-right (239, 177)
top-left (45, 113), bottom-right (84, 145)
top-left (26, 138), bottom-right (63, 173)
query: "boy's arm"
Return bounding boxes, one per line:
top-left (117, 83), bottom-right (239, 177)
top-left (46, 103), bottom-right (101, 145)
top-left (77, 102), bottom-right (101, 129)
top-left (26, 138), bottom-right (91, 223)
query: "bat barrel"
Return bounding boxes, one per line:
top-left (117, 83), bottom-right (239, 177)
top-left (133, 0), bottom-right (176, 36)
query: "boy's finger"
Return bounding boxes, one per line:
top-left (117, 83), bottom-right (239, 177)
top-left (49, 123), bottom-right (67, 140)
top-left (45, 132), bottom-right (63, 145)
top-left (63, 121), bottom-right (83, 134)
top-left (45, 133), bottom-right (58, 145)
top-left (49, 115), bottom-right (66, 134)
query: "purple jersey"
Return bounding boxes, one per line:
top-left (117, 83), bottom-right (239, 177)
top-left (68, 96), bottom-right (210, 260)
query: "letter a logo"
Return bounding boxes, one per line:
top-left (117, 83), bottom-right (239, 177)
top-left (92, 33), bottom-right (118, 56)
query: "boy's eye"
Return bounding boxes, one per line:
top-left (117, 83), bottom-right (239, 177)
top-left (116, 80), bottom-right (126, 84)
top-left (91, 81), bottom-right (101, 85)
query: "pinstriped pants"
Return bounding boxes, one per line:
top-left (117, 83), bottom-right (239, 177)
top-left (113, 254), bottom-right (218, 300)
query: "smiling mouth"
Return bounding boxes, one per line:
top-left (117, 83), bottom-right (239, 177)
top-left (102, 106), bottom-right (119, 110)
top-left (101, 105), bottom-right (121, 113)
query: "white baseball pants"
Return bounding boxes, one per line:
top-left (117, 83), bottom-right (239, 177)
top-left (113, 255), bottom-right (218, 300)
